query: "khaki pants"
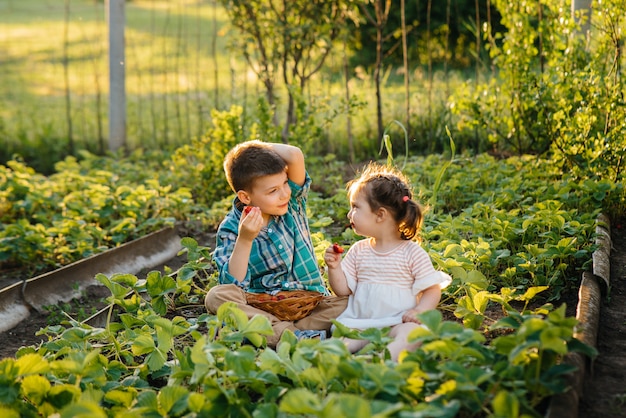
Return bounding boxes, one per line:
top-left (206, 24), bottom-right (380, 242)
top-left (205, 284), bottom-right (348, 348)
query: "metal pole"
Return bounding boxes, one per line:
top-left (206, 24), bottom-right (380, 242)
top-left (571, 0), bottom-right (592, 48)
top-left (107, 0), bottom-right (126, 152)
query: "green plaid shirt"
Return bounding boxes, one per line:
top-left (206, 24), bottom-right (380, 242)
top-left (212, 173), bottom-right (328, 295)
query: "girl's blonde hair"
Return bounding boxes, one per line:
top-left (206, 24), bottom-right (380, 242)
top-left (347, 162), bottom-right (423, 240)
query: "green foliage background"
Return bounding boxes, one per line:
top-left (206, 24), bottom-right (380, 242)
top-left (2, 0), bottom-right (622, 179)
top-left (1, 0), bottom-right (626, 416)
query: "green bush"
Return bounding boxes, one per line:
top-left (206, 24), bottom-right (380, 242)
top-left (452, 0), bottom-right (626, 185)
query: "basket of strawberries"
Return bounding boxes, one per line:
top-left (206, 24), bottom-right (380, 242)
top-left (245, 290), bottom-right (324, 321)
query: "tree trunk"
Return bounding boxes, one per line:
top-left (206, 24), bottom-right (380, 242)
top-left (426, 0), bottom-right (433, 144)
top-left (343, 39), bottom-right (354, 163)
top-left (282, 92), bottom-right (295, 144)
top-left (401, 0), bottom-right (410, 139)
top-left (374, 22), bottom-right (384, 144)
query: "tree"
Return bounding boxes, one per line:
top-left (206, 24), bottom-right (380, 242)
top-left (220, 0), bottom-right (357, 142)
top-left (359, 0), bottom-right (392, 144)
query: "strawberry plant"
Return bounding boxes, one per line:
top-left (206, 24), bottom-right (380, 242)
top-left (0, 155), bottom-right (192, 274)
top-left (2, 145), bottom-right (621, 416)
top-left (0, 241), bottom-right (595, 417)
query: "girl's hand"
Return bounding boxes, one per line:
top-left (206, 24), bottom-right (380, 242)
top-left (324, 244), bottom-right (343, 269)
top-left (239, 206), bottom-right (262, 241)
top-left (402, 308), bottom-right (423, 324)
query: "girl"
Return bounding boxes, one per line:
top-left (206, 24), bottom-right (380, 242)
top-left (324, 162), bottom-right (451, 361)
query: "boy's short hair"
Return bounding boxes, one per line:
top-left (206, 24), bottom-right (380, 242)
top-left (223, 140), bottom-right (287, 192)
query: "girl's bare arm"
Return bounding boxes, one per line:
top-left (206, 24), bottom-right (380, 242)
top-left (402, 285), bottom-right (442, 323)
top-left (324, 246), bottom-right (351, 296)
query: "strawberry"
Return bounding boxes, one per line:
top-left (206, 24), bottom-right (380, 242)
top-left (244, 206), bottom-right (253, 214)
top-left (332, 243), bottom-right (344, 254)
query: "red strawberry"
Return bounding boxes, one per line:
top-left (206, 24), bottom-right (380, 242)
top-left (332, 243), bottom-right (344, 254)
top-left (244, 206), bottom-right (252, 214)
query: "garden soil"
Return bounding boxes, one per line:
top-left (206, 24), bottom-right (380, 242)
top-left (1, 226), bottom-right (625, 416)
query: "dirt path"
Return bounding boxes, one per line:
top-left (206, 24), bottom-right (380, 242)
top-left (578, 221), bottom-right (626, 417)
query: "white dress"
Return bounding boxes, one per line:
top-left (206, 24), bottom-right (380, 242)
top-left (334, 239), bottom-right (451, 329)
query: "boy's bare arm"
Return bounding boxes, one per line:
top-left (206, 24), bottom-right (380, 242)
top-left (227, 238), bottom-right (253, 282)
top-left (227, 206), bottom-right (263, 282)
top-left (267, 143), bottom-right (306, 186)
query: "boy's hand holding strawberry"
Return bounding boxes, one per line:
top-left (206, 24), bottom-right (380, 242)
top-left (239, 206), bottom-right (262, 240)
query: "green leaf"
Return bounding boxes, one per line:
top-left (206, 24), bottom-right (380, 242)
top-left (225, 346), bottom-right (257, 377)
top-left (103, 387), bottom-right (137, 408)
top-left (217, 302), bottom-right (249, 330)
top-left (145, 350), bottom-right (167, 371)
top-left (417, 309), bottom-right (443, 332)
top-left (59, 401), bottom-right (108, 418)
top-left (465, 270), bottom-right (489, 290)
top-left (146, 271), bottom-right (177, 298)
top-left (540, 327), bottom-right (568, 355)
top-left (491, 390), bottom-right (520, 418)
top-left (47, 384), bottom-right (81, 409)
top-left (16, 353), bottom-right (49, 375)
top-left (567, 337), bottom-right (598, 358)
top-left (462, 312), bottom-right (486, 330)
top-left (0, 406), bottom-right (20, 418)
top-left (131, 334), bottom-right (156, 356)
top-left (518, 286), bottom-right (549, 302)
top-left (111, 273), bottom-right (139, 289)
top-left (187, 392), bottom-right (206, 413)
top-left (20, 375), bottom-right (51, 404)
top-left (158, 385), bottom-right (189, 415)
top-left (135, 390), bottom-right (159, 411)
top-left (0, 378), bottom-right (20, 405)
top-left (280, 388), bottom-right (322, 414)
top-left (518, 318), bottom-right (548, 338)
top-left (95, 273), bottom-right (128, 300)
top-left (180, 237), bottom-right (198, 251)
top-left (177, 266), bottom-right (198, 281)
top-left (240, 315), bottom-right (273, 347)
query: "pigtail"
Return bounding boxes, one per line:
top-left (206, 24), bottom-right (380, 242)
top-left (398, 197), bottom-right (423, 241)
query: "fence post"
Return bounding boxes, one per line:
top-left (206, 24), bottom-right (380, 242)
top-left (107, 0), bottom-right (126, 152)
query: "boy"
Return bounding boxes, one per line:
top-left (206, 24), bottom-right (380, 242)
top-left (205, 140), bottom-right (347, 347)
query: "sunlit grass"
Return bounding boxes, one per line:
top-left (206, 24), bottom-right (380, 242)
top-left (0, 0), bottom-right (460, 166)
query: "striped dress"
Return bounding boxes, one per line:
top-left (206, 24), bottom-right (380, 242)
top-left (335, 238), bottom-right (451, 329)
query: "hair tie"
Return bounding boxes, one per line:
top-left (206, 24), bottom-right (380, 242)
top-left (402, 196), bottom-right (410, 202)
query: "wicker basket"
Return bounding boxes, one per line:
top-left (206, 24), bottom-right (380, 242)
top-left (245, 290), bottom-right (324, 321)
